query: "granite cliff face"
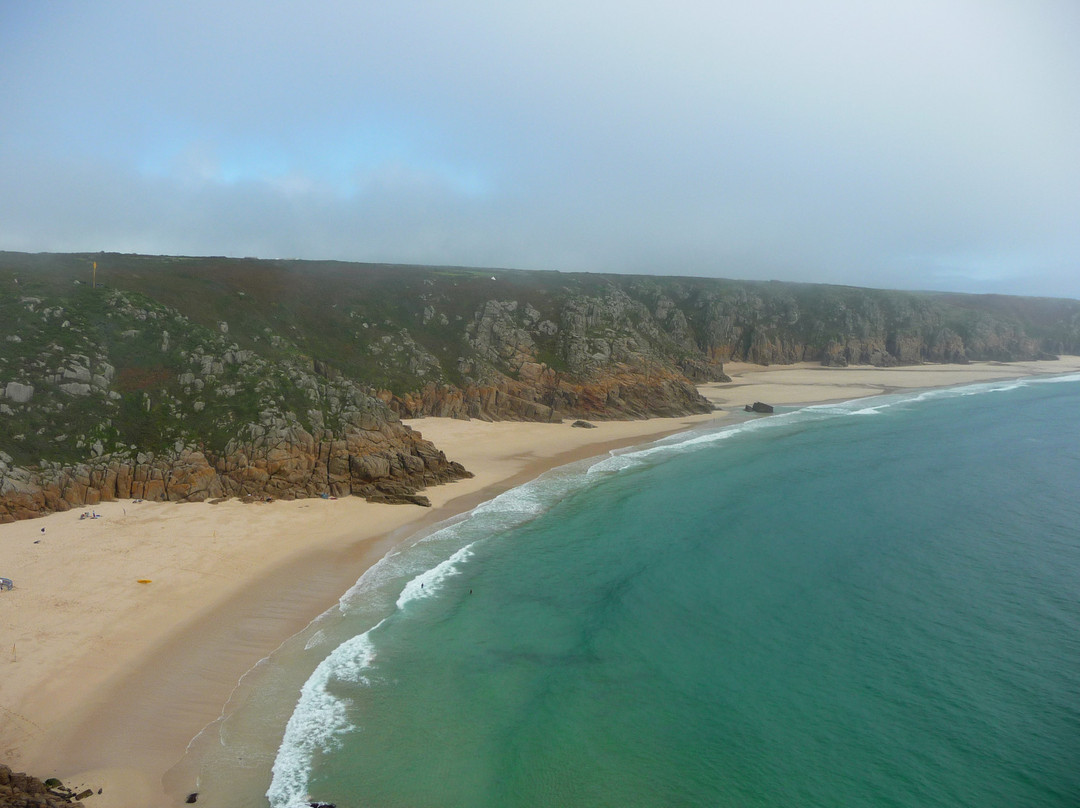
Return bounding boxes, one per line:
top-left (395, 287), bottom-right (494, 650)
top-left (0, 420), bottom-right (469, 522)
top-left (383, 291), bottom-right (722, 419)
top-left (3, 251), bottom-right (1079, 521)
top-left (0, 270), bottom-right (470, 522)
top-left (384, 363), bottom-right (711, 421)
top-left (684, 283), bottom-right (1070, 367)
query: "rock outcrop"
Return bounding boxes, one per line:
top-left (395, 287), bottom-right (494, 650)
top-left (383, 363), bottom-right (714, 422)
top-left (0, 764), bottom-right (86, 807)
top-left (0, 418), bottom-right (470, 523)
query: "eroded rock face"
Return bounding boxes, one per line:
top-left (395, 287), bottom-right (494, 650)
top-left (0, 420), bottom-right (471, 523)
top-left (384, 364), bottom-right (714, 422)
top-left (386, 291), bottom-right (723, 421)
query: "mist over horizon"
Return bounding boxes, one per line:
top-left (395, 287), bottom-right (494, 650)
top-left (2, 1), bottom-right (1078, 299)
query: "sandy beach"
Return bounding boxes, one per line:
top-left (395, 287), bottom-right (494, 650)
top-left (3, 357), bottom-right (1079, 806)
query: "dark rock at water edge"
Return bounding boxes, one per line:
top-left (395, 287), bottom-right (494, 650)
top-left (745, 402), bottom-right (774, 413)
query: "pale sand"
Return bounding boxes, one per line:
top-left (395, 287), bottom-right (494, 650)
top-left (0, 414), bottom-right (717, 805)
top-left (1, 357), bottom-right (1078, 806)
top-left (700, 356), bottom-right (1080, 409)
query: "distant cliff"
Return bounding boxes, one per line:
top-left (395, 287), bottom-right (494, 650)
top-left (2, 251), bottom-right (1078, 521)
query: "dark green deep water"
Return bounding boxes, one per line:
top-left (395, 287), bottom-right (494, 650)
top-left (269, 376), bottom-right (1080, 808)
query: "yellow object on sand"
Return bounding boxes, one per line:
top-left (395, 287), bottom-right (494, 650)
top-left (137, 579), bottom-right (152, 584)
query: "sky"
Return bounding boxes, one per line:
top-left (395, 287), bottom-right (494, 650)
top-left (2, 1), bottom-right (1079, 298)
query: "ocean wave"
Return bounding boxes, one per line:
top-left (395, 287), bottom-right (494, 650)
top-left (910, 372), bottom-right (1080, 400)
top-left (303, 629), bottom-right (328, 651)
top-left (1023, 371), bottom-right (1080, 385)
top-left (586, 453), bottom-right (645, 474)
top-left (336, 547), bottom-right (417, 614)
top-left (587, 371), bottom-right (1080, 466)
top-left (271, 468), bottom-right (603, 803)
top-left (850, 404), bottom-right (886, 415)
top-left (472, 484), bottom-right (546, 517)
top-left (272, 538), bottom-right (485, 804)
top-left (336, 469), bottom-right (594, 616)
top-left (396, 543), bottom-right (475, 610)
top-left (267, 629), bottom-right (380, 808)
top-left (269, 367), bottom-right (1080, 805)
top-left (961, 381), bottom-right (1024, 395)
top-left (586, 407), bottom-right (818, 467)
top-left (335, 510), bottom-right (474, 614)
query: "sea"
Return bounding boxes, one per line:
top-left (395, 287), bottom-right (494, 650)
top-left (196, 374), bottom-right (1080, 808)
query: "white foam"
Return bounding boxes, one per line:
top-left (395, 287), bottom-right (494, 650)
top-left (270, 368), bottom-right (1080, 805)
top-left (473, 485), bottom-right (545, 517)
top-left (603, 408), bottom-right (807, 465)
top-left (336, 474), bottom-right (580, 617)
top-left (960, 381), bottom-right (1022, 396)
top-left (586, 453), bottom-right (645, 474)
top-left (303, 629), bottom-right (328, 651)
top-left (396, 543), bottom-right (475, 609)
top-left (593, 372), bottom-right (1079, 466)
top-left (851, 405), bottom-right (885, 415)
top-left (267, 628), bottom-right (380, 808)
top-left (589, 373), bottom-right (1080, 479)
top-left (335, 513), bottom-right (472, 613)
top-left (1029, 372), bottom-right (1080, 385)
top-left (904, 373), bottom-right (1080, 402)
top-left (336, 549), bottom-right (413, 614)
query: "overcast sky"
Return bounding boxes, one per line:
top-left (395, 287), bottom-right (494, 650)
top-left (2, 1), bottom-right (1078, 297)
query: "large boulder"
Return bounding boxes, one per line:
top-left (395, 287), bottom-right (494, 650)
top-left (2, 381), bottom-right (34, 403)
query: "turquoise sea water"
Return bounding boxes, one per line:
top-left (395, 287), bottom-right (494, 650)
top-left (267, 376), bottom-right (1080, 808)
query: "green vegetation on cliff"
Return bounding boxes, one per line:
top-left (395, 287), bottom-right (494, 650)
top-left (1, 250), bottom-right (1078, 520)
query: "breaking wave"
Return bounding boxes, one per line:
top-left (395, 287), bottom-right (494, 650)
top-left (267, 371), bottom-right (1080, 806)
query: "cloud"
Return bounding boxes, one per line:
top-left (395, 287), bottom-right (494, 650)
top-left (2, 0), bottom-right (1078, 296)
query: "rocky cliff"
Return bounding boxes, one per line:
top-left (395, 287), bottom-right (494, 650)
top-left (0, 267), bottom-right (471, 522)
top-left (0, 764), bottom-right (88, 807)
top-left (681, 281), bottom-right (1075, 366)
top-left (0, 419), bottom-right (469, 522)
top-left (3, 251), bottom-right (1079, 522)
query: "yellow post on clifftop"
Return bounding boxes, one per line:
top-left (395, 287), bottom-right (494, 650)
top-left (92, 261), bottom-right (97, 288)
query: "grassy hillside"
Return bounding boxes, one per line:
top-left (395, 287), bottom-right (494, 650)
top-left (2, 250), bottom-right (1078, 469)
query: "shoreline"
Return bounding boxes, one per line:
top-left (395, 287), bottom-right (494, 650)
top-left (0, 414), bottom-right (720, 807)
top-left (3, 357), bottom-right (1080, 806)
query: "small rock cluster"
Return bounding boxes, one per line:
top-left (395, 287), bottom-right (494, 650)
top-left (0, 765), bottom-right (89, 807)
